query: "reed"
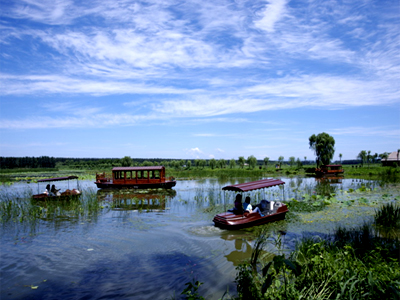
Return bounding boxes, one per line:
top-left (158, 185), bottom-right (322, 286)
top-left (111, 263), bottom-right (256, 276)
top-left (234, 211), bottom-right (400, 299)
top-left (0, 187), bottom-right (104, 224)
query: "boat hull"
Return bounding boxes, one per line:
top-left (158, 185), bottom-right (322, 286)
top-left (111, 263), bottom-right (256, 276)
top-left (32, 193), bottom-right (81, 201)
top-left (213, 206), bottom-right (288, 230)
top-left (94, 180), bottom-right (176, 189)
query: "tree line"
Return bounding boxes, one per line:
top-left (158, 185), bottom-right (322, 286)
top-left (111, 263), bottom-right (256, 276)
top-left (0, 156), bottom-right (56, 169)
top-left (1, 132), bottom-right (394, 170)
top-left (0, 155), bottom-right (313, 170)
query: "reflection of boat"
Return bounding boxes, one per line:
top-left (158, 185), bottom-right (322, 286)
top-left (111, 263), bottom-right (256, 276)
top-left (97, 189), bottom-right (176, 211)
top-left (315, 176), bottom-right (343, 184)
top-left (315, 164), bottom-right (344, 177)
top-left (224, 239), bottom-right (253, 266)
top-left (95, 166), bottom-right (176, 189)
top-left (213, 179), bottom-right (288, 230)
top-left (32, 176), bottom-right (81, 200)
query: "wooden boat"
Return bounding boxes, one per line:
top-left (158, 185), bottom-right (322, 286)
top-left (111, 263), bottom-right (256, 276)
top-left (213, 178), bottom-right (288, 230)
top-left (95, 166), bottom-right (176, 189)
top-left (32, 176), bottom-right (81, 200)
top-left (315, 164), bottom-right (344, 177)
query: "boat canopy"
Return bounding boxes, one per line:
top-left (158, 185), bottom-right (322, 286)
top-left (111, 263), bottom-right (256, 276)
top-left (222, 178), bottom-right (285, 192)
top-left (112, 166), bottom-right (164, 171)
top-left (37, 176), bottom-right (79, 182)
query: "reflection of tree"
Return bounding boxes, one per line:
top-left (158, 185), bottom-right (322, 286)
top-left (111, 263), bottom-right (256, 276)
top-left (313, 180), bottom-right (339, 196)
top-left (225, 239), bottom-right (253, 266)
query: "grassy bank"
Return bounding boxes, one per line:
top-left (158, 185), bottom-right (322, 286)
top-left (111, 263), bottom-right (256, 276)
top-left (1, 164), bottom-right (398, 182)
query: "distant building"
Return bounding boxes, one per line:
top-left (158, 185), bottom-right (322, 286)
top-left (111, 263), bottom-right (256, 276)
top-left (382, 151), bottom-right (400, 167)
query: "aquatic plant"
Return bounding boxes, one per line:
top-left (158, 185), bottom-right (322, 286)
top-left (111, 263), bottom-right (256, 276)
top-left (234, 212), bottom-right (400, 299)
top-left (374, 202), bottom-right (400, 239)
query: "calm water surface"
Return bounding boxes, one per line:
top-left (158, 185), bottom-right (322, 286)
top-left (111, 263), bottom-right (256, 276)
top-left (1, 176), bottom-right (396, 299)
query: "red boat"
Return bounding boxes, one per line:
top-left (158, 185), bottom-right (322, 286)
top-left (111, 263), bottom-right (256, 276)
top-left (95, 166), bottom-right (176, 189)
top-left (315, 164), bottom-right (344, 177)
top-left (32, 176), bottom-right (81, 200)
top-left (213, 178), bottom-right (288, 230)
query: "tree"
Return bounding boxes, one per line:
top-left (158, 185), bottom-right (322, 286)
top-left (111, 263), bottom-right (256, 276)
top-left (199, 159), bottom-right (207, 169)
top-left (229, 159), bottom-right (236, 169)
top-left (379, 152), bottom-right (389, 161)
top-left (289, 156), bottom-right (295, 167)
top-left (247, 155), bottom-right (258, 169)
top-left (339, 153), bottom-right (342, 163)
top-left (296, 158), bottom-right (302, 168)
top-left (218, 159), bottom-right (226, 169)
top-left (186, 160), bottom-right (192, 169)
top-left (357, 150), bottom-right (367, 166)
top-left (238, 156), bottom-right (246, 169)
top-left (367, 150), bottom-right (372, 168)
top-left (309, 132), bottom-right (335, 167)
top-left (263, 157), bottom-right (269, 169)
top-left (195, 159), bottom-right (200, 169)
top-left (278, 156), bottom-right (284, 167)
top-left (209, 158), bottom-right (217, 169)
top-left (121, 156), bottom-right (133, 167)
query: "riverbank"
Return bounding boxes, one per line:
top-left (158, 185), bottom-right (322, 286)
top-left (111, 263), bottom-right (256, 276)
top-left (1, 164), bottom-right (399, 183)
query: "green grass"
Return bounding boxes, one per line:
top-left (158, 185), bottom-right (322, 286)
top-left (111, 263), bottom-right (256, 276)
top-left (231, 206), bottom-right (400, 300)
top-left (0, 187), bottom-right (103, 223)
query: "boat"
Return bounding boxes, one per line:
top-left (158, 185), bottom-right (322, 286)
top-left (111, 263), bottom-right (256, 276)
top-left (213, 178), bottom-right (288, 230)
top-left (315, 164), bottom-right (344, 177)
top-left (32, 176), bottom-right (81, 200)
top-left (95, 166), bottom-right (176, 189)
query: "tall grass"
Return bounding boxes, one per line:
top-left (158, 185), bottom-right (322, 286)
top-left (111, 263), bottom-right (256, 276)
top-left (233, 206), bottom-right (400, 300)
top-left (0, 187), bottom-right (103, 224)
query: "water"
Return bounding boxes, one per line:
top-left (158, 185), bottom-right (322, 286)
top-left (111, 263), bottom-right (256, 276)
top-left (1, 176), bottom-right (398, 299)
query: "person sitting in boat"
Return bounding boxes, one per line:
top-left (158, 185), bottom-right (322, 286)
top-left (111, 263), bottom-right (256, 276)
top-left (50, 185), bottom-right (61, 196)
top-left (228, 194), bottom-right (244, 215)
top-left (44, 184), bottom-right (50, 195)
top-left (243, 196), bottom-right (263, 215)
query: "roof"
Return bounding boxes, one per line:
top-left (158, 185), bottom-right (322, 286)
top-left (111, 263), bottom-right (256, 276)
top-left (112, 166), bottom-right (165, 171)
top-left (384, 151), bottom-right (400, 161)
top-left (222, 178), bottom-right (285, 192)
top-left (38, 176), bottom-right (79, 182)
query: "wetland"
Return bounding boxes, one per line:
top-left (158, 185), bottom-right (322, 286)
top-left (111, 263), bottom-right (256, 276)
top-left (1, 174), bottom-right (399, 299)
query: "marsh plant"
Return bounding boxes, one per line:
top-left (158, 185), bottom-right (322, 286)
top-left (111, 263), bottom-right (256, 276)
top-left (0, 187), bottom-right (103, 224)
top-left (233, 212), bottom-right (400, 299)
top-left (374, 202), bottom-right (400, 239)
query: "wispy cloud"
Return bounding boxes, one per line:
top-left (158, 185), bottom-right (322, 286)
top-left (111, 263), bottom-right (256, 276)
top-left (330, 127), bottom-right (400, 137)
top-left (0, 0), bottom-right (399, 159)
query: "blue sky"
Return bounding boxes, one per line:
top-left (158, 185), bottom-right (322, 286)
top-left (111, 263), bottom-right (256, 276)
top-left (0, 0), bottom-right (399, 161)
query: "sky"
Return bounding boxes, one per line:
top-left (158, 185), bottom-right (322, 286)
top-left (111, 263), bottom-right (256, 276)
top-left (0, 0), bottom-right (399, 162)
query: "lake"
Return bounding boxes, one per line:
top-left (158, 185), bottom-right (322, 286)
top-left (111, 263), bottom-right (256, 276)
top-left (1, 176), bottom-right (398, 299)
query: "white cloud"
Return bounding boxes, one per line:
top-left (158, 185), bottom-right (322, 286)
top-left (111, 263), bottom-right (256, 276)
top-left (186, 147), bottom-right (204, 158)
top-left (254, 0), bottom-right (288, 32)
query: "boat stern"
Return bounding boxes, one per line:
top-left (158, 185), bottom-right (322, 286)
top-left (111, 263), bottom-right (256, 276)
top-left (213, 212), bottom-right (247, 229)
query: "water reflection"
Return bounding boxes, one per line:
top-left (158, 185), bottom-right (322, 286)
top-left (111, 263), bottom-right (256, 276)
top-left (97, 189), bottom-right (176, 211)
top-left (224, 238), bottom-right (253, 266)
